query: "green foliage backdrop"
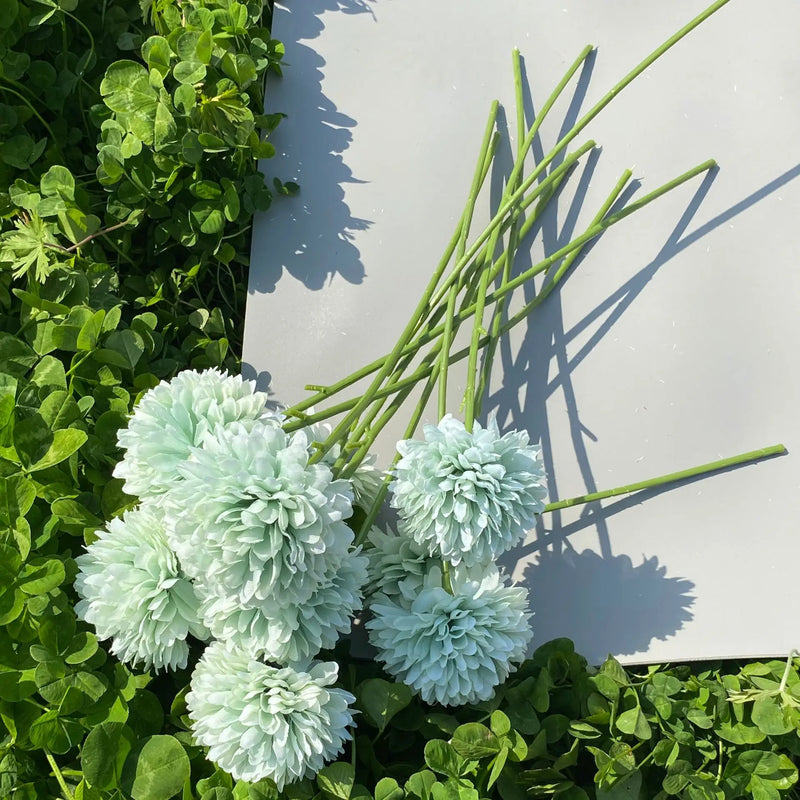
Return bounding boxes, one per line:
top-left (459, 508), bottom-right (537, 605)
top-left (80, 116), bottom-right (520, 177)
top-left (1, 0), bottom-right (800, 798)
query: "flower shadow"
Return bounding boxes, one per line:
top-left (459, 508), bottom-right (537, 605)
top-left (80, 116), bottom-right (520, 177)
top-left (506, 543), bottom-right (695, 666)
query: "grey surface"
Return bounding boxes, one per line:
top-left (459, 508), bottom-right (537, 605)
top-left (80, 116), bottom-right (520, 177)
top-left (243, 0), bottom-right (800, 665)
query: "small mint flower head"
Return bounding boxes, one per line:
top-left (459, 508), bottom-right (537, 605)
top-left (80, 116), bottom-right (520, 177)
top-left (164, 420), bottom-right (354, 608)
top-left (366, 564), bottom-right (532, 706)
top-left (187, 642), bottom-right (355, 788)
top-left (391, 415), bottom-right (547, 565)
top-left (74, 504), bottom-right (207, 671)
top-left (196, 548), bottom-right (369, 664)
top-left (114, 368), bottom-right (275, 498)
top-left (365, 524), bottom-right (432, 601)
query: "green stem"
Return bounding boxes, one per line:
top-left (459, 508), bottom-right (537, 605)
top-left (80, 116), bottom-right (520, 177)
top-left (353, 366), bottom-right (440, 546)
top-left (464, 262), bottom-right (491, 430)
top-left (437, 102), bottom-right (499, 417)
top-left (284, 160), bottom-right (710, 432)
top-left (543, 444), bottom-right (786, 512)
top-left (778, 649), bottom-right (799, 693)
top-left (0, 83), bottom-right (64, 159)
top-left (441, 561), bottom-right (454, 595)
top-left (45, 751), bottom-right (74, 800)
top-left (309, 107), bottom-right (500, 465)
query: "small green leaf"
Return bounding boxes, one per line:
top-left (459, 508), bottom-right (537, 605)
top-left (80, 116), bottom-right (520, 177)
top-left (424, 741), bottom-right (469, 780)
top-left (28, 428), bottom-right (87, 471)
top-left (375, 778), bottom-right (404, 800)
top-left (173, 60), bottom-right (206, 85)
top-left (0, 477), bottom-right (36, 526)
top-left (77, 309), bottom-right (105, 351)
top-left (40, 166), bottom-right (75, 201)
top-left (615, 707), bottom-right (651, 741)
top-left (174, 84), bottom-right (195, 115)
top-left (489, 711), bottom-right (511, 737)
top-left (450, 723), bottom-right (501, 760)
top-left (81, 722), bottom-right (136, 790)
top-left (317, 763), bottom-right (354, 800)
top-left (18, 557), bottom-right (65, 594)
top-left (751, 697), bottom-right (793, 735)
top-left (120, 735), bottom-right (191, 800)
top-left (357, 678), bottom-right (412, 733)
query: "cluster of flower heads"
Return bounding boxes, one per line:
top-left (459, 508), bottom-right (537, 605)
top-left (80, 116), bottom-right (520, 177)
top-left (74, 369), bottom-right (365, 787)
top-left (363, 414), bottom-right (547, 706)
top-left (74, 371), bottom-right (547, 784)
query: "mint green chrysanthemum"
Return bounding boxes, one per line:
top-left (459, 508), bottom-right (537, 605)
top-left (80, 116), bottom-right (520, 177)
top-left (75, 505), bottom-right (207, 672)
top-left (187, 642), bottom-right (355, 788)
top-left (164, 420), bottom-right (353, 608)
top-left (391, 415), bottom-right (547, 565)
top-left (196, 548), bottom-right (368, 664)
top-left (114, 368), bottom-right (275, 498)
top-left (365, 524), bottom-right (433, 601)
top-left (366, 564), bottom-right (531, 706)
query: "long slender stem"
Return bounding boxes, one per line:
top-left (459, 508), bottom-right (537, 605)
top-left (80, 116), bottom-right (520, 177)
top-left (543, 444), bottom-right (786, 512)
top-left (46, 751), bottom-right (75, 800)
top-left (284, 158), bottom-right (712, 432)
top-left (437, 102), bottom-right (499, 415)
top-left (353, 367), bottom-right (440, 546)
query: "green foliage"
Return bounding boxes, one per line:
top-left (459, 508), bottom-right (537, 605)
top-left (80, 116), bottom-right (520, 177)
top-left (2, 0), bottom-right (800, 799)
top-left (0, 0), bottom-right (284, 796)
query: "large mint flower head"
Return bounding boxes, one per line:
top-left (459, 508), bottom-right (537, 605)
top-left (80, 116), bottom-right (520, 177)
top-left (366, 564), bottom-right (532, 706)
top-left (196, 549), bottom-right (369, 664)
top-left (74, 505), bottom-right (207, 671)
top-left (391, 415), bottom-right (547, 565)
top-left (164, 420), bottom-right (354, 608)
top-left (115, 368), bottom-right (275, 498)
top-left (187, 642), bottom-right (355, 788)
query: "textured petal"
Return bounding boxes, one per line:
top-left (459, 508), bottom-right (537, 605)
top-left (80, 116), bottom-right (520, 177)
top-left (391, 415), bottom-right (547, 565)
top-left (187, 643), bottom-right (355, 788)
top-left (366, 563), bottom-right (531, 706)
top-left (74, 504), bottom-right (207, 672)
top-left (114, 368), bottom-right (277, 498)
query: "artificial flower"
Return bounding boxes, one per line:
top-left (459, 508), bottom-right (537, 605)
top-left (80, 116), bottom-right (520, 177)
top-left (365, 524), bottom-right (432, 601)
top-left (163, 420), bottom-right (354, 607)
top-left (74, 504), bottom-right (207, 671)
top-left (114, 368), bottom-right (275, 498)
top-left (196, 548), bottom-right (369, 664)
top-left (366, 563), bottom-right (532, 706)
top-left (187, 642), bottom-right (355, 788)
top-left (391, 414), bottom-right (547, 565)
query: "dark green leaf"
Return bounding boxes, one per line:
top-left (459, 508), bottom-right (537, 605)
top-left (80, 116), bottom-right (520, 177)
top-left (357, 678), bottom-right (412, 733)
top-left (82, 722), bottom-right (136, 790)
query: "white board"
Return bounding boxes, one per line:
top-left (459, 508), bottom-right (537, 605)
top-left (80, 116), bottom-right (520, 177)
top-left (243, 0), bottom-right (800, 665)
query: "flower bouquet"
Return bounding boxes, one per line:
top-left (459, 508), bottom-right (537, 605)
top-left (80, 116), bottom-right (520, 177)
top-left (75, 0), bottom-right (785, 789)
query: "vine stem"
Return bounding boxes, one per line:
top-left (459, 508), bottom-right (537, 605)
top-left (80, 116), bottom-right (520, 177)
top-left (45, 751), bottom-right (75, 800)
top-left (543, 444), bottom-right (787, 512)
top-left (778, 649), bottom-right (800, 693)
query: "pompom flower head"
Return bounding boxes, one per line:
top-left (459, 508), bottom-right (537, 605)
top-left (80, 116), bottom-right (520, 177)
top-left (187, 642), bottom-right (355, 788)
top-left (164, 420), bottom-right (354, 608)
top-left (366, 564), bottom-right (532, 706)
top-left (74, 505), bottom-right (207, 671)
top-left (391, 414), bottom-right (547, 565)
top-left (196, 548), bottom-right (369, 664)
top-left (115, 368), bottom-right (274, 498)
top-left (365, 524), bottom-right (432, 600)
